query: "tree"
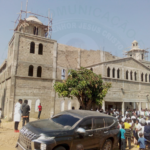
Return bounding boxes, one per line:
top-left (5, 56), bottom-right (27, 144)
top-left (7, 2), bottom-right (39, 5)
top-left (54, 67), bottom-right (111, 110)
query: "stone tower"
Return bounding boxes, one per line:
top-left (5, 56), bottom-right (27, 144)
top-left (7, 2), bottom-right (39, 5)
top-left (1, 15), bottom-right (57, 119)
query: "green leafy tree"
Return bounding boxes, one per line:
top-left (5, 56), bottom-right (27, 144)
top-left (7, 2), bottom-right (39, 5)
top-left (54, 67), bottom-right (111, 110)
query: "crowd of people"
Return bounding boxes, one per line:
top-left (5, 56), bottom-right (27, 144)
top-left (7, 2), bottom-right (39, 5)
top-left (101, 108), bottom-right (150, 150)
top-left (13, 99), bottom-right (42, 132)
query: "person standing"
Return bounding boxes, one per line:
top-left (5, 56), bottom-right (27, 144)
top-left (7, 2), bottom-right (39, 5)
top-left (120, 124), bottom-right (126, 150)
top-left (138, 133), bottom-right (150, 150)
top-left (14, 99), bottom-right (22, 132)
top-left (0, 108), bottom-right (2, 128)
top-left (22, 100), bottom-right (30, 126)
top-left (124, 119), bottom-right (131, 149)
top-left (144, 122), bottom-right (150, 149)
top-left (38, 103), bottom-right (42, 119)
top-left (135, 119), bottom-right (142, 140)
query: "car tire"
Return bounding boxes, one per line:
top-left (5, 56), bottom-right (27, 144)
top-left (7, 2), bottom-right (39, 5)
top-left (54, 146), bottom-right (66, 150)
top-left (102, 139), bottom-right (112, 150)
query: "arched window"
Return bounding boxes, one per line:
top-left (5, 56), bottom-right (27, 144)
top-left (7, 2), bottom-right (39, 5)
top-left (107, 67), bottom-right (110, 77)
top-left (134, 72), bottom-right (137, 81)
top-left (145, 74), bottom-right (147, 82)
top-left (126, 70), bottom-right (128, 80)
top-left (30, 42), bottom-right (35, 53)
top-left (28, 65), bottom-right (34, 76)
top-left (33, 27), bottom-right (38, 35)
top-left (141, 73), bottom-right (143, 82)
top-left (37, 66), bottom-right (42, 77)
top-left (90, 68), bottom-right (93, 72)
top-left (38, 44), bottom-right (43, 55)
top-left (130, 71), bottom-right (133, 80)
top-left (117, 69), bottom-right (120, 78)
top-left (112, 68), bottom-right (115, 78)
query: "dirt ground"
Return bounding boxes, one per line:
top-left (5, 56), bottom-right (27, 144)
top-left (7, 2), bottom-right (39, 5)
top-left (0, 118), bottom-right (139, 150)
top-left (0, 118), bottom-right (37, 150)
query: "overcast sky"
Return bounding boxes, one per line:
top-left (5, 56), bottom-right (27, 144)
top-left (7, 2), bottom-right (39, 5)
top-left (0, 0), bottom-right (150, 63)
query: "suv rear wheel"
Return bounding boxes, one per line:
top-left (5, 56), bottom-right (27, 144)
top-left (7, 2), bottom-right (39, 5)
top-left (54, 146), bottom-right (66, 150)
top-left (102, 139), bottom-right (112, 150)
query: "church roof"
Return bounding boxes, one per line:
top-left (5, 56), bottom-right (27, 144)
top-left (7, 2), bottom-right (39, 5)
top-left (86, 57), bottom-right (150, 70)
top-left (26, 16), bottom-right (43, 25)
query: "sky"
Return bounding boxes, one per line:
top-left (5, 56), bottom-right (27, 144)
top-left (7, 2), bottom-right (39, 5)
top-left (0, 0), bottom-right (150, 63)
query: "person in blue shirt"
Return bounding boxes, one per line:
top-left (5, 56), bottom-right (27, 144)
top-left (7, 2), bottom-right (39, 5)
top-left (138, 132), bottom-right (150, 150)
top-left (120, 124), bottom-right (126, 150)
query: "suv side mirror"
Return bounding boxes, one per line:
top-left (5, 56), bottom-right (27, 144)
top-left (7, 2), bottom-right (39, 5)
top-left (76, 128), bottom-right (86, 134)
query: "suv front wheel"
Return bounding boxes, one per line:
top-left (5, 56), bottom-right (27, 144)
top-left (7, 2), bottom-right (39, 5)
top-left (102, 139), bottom-right (112, 150)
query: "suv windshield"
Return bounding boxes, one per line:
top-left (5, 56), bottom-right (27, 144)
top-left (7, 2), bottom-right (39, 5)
top-left (52, 114), bottom-right (80, 128)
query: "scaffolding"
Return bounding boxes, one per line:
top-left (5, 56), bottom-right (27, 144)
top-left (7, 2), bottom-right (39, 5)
top-left (12, 0), bottom-right (52, 39)
top-left (123, 46), bottom-right (149, 61)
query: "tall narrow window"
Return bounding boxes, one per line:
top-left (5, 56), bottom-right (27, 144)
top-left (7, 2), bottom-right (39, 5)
top-left (141, 54), bottom-right (144, 60)
top-left (126, 70), bottom-right (128, 80)
top-left (33, 27), bottom-right (38, 35)
top-left (37, 66), bottom-right (42, 77)
top-left (28, 65), bottom-right (34, 76)
top-left (36, 28), bottom-right (38, 35)
top-left (149, 74), bottom-right (150, 82)
top-left (107, 67), bottom-right (110, 77)
top-left (38, 44), bottom-right (43, 55)
top-left (33, 27), bottom-right (36, 35)
top-left (117, 69), bottom-right (120, 78)
top-left (112, 68), bottom-right (115, 78)
top-left (145, 74), bottom-right (147, 82)
top-left (30, 42), bottom-right (35, 53)
top-left (134, 72), bottom-right (137, 81)
top-left (130, 71), bottom-right (132, 80)
top-left (61, 69), bottom-right (66, 80)
top-left (141, 73), bottom-right (143, 82)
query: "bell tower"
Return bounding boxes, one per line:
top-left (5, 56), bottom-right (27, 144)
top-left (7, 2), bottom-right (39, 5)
top-left (125, 40), bottom-right (148, 61)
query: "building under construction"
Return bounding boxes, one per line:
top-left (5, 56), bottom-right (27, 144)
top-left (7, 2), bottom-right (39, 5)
top-left (1, 8), bottom-right (150, 120)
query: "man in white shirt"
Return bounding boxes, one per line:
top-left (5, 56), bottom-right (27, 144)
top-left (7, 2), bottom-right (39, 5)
top-left (135, 119), bottom-right (142, 139)
top-left (136, 109), bottom-right (140, 116)
top-left (125, 109), bottom-right (129, 116)
top-left (116, 109), bottom-right (119, 115)
top-left (131, 115), bottom-right (136, 119)
top-left (140, 109), bottom-right (144, 116)
top-left (140, 116), bottom-right (146, 125)
top-left (113, 109), bottom-right (116, 115)
top-left (14, 99), bottom-right (22, 132)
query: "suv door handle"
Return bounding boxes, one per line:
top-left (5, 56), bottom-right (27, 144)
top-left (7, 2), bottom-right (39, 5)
top-left (88, 134), bottom-right (93, 137)
top-left (104, 131), bottom-right (108, 133)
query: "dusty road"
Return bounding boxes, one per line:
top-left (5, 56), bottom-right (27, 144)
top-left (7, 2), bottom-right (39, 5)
top-left (0, 119), bottom-right (139, 150)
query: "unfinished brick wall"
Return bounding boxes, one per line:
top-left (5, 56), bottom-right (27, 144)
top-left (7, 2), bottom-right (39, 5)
top-left (17, 35), bottom-right (54, 79)
top-left (15, 78), bottom-right (53, 118)
top-left (81, 50), bottom-right (101, 67)
top-left (57, 44), bottom-right (79, 68)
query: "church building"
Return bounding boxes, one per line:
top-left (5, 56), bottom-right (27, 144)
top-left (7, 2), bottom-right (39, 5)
top-left (0, 15), bottom-right (150, 120)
